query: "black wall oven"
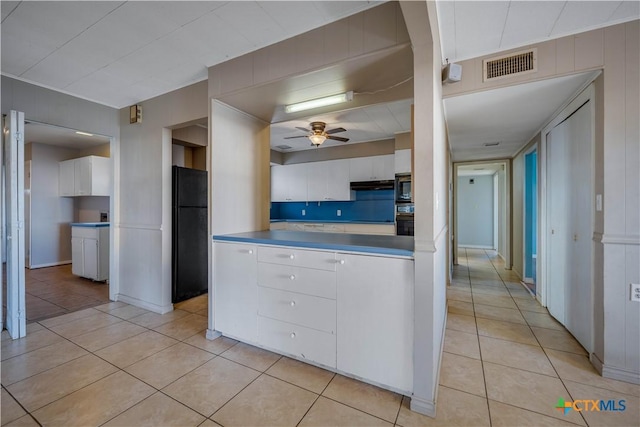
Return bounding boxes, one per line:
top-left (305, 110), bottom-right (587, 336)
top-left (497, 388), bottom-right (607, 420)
top-left (395, 173), bottom-right (412, 203)
top-left (396, 213), bottom-right (414, 236)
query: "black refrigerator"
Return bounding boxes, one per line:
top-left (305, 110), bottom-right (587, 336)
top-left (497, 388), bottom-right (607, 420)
top-left (172, 166), bottom-right (208, 303)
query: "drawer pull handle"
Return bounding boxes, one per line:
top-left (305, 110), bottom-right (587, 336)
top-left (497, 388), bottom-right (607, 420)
top-left (290, 332), bottom-right (296, 339)
top-left (339, 260), bottom-right (345, 265)
top-left (289, 254), bottom-right (295, 260)
top-left (290, 301), bottom-right (296, 307)
top-left (289, 275), bottom-right (295, 280)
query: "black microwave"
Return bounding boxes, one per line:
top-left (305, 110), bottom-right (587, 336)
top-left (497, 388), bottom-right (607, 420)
top-left (395, 174), bottom-right (412, 203)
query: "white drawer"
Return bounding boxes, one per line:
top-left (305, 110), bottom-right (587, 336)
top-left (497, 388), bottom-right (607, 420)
top-left (258, 287), bottom-right (336, 333)
top-left (71, 227), bottom-right (99, 239)
top-left (258, 263), bottom-right (336, 299)
top-left (258, 246), bottom-right (336, 271)
top-left (258, 316), bottom-right (336, 368)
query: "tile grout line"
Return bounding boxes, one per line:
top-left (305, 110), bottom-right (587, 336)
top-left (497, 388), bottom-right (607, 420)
top-left (474, 249), bottom-right (494, 427)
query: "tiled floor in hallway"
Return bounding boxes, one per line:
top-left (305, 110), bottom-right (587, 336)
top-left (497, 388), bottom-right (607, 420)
top-left (2, 251), bottom-right (638, 426)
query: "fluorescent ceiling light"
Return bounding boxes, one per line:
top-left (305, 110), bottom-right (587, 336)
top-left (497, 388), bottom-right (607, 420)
top-left (76, 131), bottom-right (94, 137)
top-left (285, 91), bottom-right (353, 114)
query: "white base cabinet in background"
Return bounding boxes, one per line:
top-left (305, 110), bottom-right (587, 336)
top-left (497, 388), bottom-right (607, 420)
top-left (71, 226), bottom-right (109, 281)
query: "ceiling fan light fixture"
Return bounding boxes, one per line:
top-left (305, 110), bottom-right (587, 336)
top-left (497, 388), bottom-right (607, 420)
top-left (285, 91), bottom-right (353, 114)
top-left (308, 134), bottom-right (327, 146)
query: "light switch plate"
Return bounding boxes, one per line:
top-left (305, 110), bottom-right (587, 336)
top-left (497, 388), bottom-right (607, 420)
top-left (337, 210), bottom-right (342, 217)
top-left (302, 209), bottom-right (306, 216)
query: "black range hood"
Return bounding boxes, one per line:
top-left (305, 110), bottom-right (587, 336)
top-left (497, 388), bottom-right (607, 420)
top-left (350, 180), bottom-right (394, 191)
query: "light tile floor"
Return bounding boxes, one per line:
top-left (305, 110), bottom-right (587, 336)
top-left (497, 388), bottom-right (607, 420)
top-left (1, 250), bottom-right (638, 426)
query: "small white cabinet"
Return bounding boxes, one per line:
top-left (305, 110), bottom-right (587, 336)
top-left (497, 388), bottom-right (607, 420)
top-left (59, 156), bottom-right (110, 197)
top-left (349, 155), bottom-right (394, 182)
top-left (306, 159), bottom-right (350, 201)
top-left (395, 149), bottom-right (412, 174)
top-left (214, 242), bottom-right (258, 343)
top-left (71, 225), bottom-right (109, 281)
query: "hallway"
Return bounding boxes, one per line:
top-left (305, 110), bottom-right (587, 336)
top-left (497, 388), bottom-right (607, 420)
top-left (434, 248), bottom-right (639, 426)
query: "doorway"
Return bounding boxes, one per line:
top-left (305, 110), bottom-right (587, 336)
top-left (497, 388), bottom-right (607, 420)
top-left (453, 161), bottom-right (511, 269)
top-left (523, 148), bottom-right (538, 294)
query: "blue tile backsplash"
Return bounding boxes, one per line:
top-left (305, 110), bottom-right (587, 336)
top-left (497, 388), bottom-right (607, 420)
top-left (271, 189), bottom-right (394, 223)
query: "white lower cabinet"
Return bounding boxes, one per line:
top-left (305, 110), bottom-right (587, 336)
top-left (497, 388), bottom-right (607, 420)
top-left (336, 253), bottom-right (414, 392)
top-left (213, 241), bottom-right (414, 393)
top-left (71, 226), bottom-right (109, 281)
top-left (214, 242), bottom-right (258, 343)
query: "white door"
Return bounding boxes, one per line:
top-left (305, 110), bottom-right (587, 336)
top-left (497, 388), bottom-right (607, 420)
top-left (3, 111), bottom-right (27, 338)
top-left (545, 100), bottom-right (593, 352)
top-left (546, 122), bottom-right (569, 325)
top-left (565, 102), bottom-right (593, 352)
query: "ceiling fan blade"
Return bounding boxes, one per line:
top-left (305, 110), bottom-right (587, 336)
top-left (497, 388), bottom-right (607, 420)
top-left (295, 126), bottom-right (311, 133)
top-left (284, 135), bottom-right (309, 139)
top-left (327, 135), bottom-right (349, 142)
top-left (325, 127), bottom-right (346, 135)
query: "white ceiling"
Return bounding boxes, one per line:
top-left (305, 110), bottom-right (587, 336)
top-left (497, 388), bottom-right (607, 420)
top-left (3, 2), bottom-right (638, 158)
top-left (25, 121), bottom-right (111, 149)
top-left (1, 1), bottom-right (382, 109)
top-left (436, 1), bottom-right (639, 63)
top-left (445, 71), bottom-right (598, 161)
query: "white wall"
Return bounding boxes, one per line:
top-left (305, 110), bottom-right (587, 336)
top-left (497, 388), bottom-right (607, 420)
top-left (457, 175), bottom-right (494, 248)
top-left (118, 80), bottom-right (208, 313)
top-left (29, 143), bottom-right (77, 267)
top-left (210, 101), bottom-right (270, 236)
top-left (400, 0), bottom-right (449, 417)
top-left (77, 197), bottom-right (109, 223)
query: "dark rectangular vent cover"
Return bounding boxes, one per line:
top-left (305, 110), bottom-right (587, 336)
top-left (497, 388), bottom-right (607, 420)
top-left (483, 49), bottom-right (536, 81)
top-left (276, 144), bottom-right (292, 150)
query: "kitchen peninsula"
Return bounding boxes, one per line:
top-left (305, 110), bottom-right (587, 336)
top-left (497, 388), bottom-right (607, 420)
top-left (210, 230), bottom-right (414, 394)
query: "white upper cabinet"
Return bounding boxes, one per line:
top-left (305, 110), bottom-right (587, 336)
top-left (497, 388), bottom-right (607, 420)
top-left (394, 149), bottom-right (411, 174)
top-left (271, 163), bottom-right (308, 202)
top-left (59, 156), bottom-right (110, 197)
top-left (325, 159), bottom-right (351, 200)
top-left (349, 155), bottom-right (394, 181)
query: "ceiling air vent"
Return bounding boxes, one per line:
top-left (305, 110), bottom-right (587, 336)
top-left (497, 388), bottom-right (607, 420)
top-left (276, 144), bottom-right (292, 150)
top-left (483, 48), bottom-right (537, 82)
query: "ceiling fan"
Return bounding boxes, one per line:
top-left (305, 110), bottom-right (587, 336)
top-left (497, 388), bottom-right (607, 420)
top-left (284, 121), bottom-right (349, 147)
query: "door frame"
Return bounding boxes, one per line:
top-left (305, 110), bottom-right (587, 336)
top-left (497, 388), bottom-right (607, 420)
top-left (2, 111), bottom-right (27, 338)
top-left (540, 84), bottom-right (596, 334)
top-left (453, 159), bottom-right (511, 268)
top-left (523, 145), bottom-right (538, 286)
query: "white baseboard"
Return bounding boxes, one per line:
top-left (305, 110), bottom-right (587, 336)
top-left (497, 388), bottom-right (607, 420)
top-left (410, 396), bottom-right (436, 417)
top-left (601, 364), bottom-right (640, 385)
top-left (116, 294), bottom-right (173, 314)
top-left (28, 260), bottom-right (71, 269)
top-left (206, 329), bottom-right (222, 340)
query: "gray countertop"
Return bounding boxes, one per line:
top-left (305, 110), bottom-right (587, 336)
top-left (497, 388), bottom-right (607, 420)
top-left (270, 219), bottom-right (394, 224)
top-left (213, 230), bottom-right (413, 258)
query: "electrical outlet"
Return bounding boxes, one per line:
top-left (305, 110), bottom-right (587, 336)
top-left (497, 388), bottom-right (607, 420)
top-left (631, 284), bottom-right (640, 302)
top-left (337, 210), bottom-right (342, 217)
top-left (302, 209), bottom-right (306, 216)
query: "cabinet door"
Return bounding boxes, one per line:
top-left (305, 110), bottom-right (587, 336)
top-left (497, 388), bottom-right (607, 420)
top-left (306, 162), bottom-right (326, 201)
top-left (337, 253), bottom-right (414, 392)
top-left (349, 157), bottom-right (372, 182)
top-left (214, 242), bottom-right (258, 342)
top-left (59, 160), bottom-right (75, 196)
top-left (71, 237), bottom-right (84, 276)
top-left (288, 163), bottom-right (308, 201)
top-left (325, 159), bottom-right (351, 201)
top-left (82, 238), bottom-right (98, 280)
top-left (271, 166), bottom-right (289, 202)
top-left (394, 149), bottom-right (411, 174)
top-left (371, 155), bottom-right (394, 180)
top-left (74, 157), bottom-right (92, 196)
top-left (90, 156), bottom-right (111, 196)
